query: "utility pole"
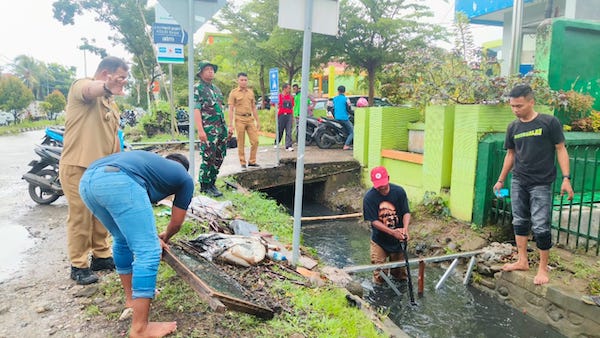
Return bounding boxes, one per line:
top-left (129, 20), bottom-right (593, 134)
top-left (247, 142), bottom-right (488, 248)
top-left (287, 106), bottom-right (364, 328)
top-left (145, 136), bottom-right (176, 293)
top-left (509, 0), bottom-right (524, 74)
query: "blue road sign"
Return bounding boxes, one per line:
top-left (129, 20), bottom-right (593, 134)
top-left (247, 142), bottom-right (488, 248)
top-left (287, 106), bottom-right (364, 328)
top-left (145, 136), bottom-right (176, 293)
top-left (152, 23), bottom-right (188, 44)
top-left (269, 68), bottom-right (279, 104)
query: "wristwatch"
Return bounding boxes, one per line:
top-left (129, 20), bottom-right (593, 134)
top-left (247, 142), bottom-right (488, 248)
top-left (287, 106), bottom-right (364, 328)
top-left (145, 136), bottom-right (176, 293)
top-left (103, 83), bottom-right (113, 96)
top-left (563, 175), bottom-right (571, 180)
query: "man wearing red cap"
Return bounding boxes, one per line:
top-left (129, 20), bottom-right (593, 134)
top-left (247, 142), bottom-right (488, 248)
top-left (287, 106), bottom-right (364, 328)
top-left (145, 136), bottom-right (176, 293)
top-left (363, 166), bottom-right (411, 284)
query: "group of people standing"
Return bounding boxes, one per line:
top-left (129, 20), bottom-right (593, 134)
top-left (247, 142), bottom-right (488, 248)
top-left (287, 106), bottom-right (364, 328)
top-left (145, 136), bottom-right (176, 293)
top-left (57, 54), bottom-right (572, 337)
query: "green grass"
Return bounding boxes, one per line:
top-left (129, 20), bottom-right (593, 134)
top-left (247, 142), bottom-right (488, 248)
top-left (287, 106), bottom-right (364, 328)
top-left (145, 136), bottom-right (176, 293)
top-left (0, 118), bottom-right (63, 136)
top-left (146, 188), bottom-right (386, 337)
top-left (252, 282), bottom-right (384, 338)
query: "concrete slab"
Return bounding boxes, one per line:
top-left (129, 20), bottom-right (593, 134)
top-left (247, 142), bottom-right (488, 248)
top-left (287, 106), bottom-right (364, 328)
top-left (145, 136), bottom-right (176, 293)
top-left (189, 144), bottom-right (355, 179)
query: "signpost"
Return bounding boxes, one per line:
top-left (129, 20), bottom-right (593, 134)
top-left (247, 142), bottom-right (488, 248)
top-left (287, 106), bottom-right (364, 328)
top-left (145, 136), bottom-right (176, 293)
top-left (152, 23), bottom-right (188, 44)
top-left (155, 44), bottom-right (185, 64)
top-left (278, 0), bottom-right (339, 265)
top-left (154, 4), bottom-right (185, 64)
top-left (157, 0), bottom-right (227, 174)
top-left (269, 68), bottom-right (279, 104)
top-left (269, 68), bottom-right (280, 163)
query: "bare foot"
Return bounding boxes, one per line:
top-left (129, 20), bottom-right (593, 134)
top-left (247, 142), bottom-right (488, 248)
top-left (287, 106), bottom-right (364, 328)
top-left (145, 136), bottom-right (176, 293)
top-left (533, 267), bottom-right (549, 285)
top-left (502, 261), bottom-right (529, 272)
top-left (130, 321), bottom-right (177, 338)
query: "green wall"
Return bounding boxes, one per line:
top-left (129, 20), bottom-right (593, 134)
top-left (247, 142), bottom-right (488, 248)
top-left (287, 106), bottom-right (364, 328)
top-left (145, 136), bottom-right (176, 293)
top-left (423, 105), bottom-right (455, 192)
top-left (381, 158), bottom-right (423, 204)
top-left (535, 19), bottom-right (600, 114)
top-left (449, 105), bottom-right (554, 221)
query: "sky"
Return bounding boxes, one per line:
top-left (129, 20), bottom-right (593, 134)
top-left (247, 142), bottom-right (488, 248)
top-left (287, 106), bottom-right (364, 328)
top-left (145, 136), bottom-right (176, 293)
top-left (0, 0), bottom-right (501, 79)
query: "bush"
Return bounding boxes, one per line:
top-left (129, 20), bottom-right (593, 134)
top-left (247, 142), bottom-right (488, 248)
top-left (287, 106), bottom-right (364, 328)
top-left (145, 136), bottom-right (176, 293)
top-left (556, 90), bottom-right (595, 122)
top-left (258, 107), bottom-right (276, 134)
top-left (569, 110), bottom-right (600, 132)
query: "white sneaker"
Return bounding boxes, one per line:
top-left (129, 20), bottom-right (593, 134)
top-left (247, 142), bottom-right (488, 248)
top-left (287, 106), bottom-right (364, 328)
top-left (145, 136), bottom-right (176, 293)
top-left (286, 147), bottom-right (294, 152)
top-left (274, 145), bottom-right (278, 149)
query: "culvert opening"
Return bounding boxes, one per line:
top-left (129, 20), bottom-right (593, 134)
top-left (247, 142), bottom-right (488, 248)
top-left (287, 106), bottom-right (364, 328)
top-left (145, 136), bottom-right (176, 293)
top-left (260, 180), bottom-right (326, 214)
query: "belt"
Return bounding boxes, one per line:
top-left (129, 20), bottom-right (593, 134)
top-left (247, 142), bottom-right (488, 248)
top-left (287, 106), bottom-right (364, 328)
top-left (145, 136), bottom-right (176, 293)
top-left (236, 113), bottom-right (252, 117)
top-left (104, 165), bottom-right (120, 172)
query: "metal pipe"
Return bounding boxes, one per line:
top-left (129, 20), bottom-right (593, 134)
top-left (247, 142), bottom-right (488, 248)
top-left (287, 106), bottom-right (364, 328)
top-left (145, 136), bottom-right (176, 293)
top-left (379, 271), bottom-right (403, 297)
top-left (463, 256), bottom-right (477, 285)
top-left (343, 250), bottom-right (483, 274)
top-left (291, 0), bottom-right (314, 266)
top-left (435, 258), bottom-right (459, 290)
top-left (508, 0), bottom-right (524, 74)
top-left (187, 0), bottom-right (196, 175)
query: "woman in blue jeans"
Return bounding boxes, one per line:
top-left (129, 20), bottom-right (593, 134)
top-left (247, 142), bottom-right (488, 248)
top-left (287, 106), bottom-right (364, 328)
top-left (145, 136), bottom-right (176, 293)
top-left (79, 151), bottom-right (194, 338)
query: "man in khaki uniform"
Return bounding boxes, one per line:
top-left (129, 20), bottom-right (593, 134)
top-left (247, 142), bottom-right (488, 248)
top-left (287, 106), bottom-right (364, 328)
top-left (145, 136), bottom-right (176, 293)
top-left (59, 56), bottom-right (129, 285)
top-left (228, 72), bottom-right (260, 168)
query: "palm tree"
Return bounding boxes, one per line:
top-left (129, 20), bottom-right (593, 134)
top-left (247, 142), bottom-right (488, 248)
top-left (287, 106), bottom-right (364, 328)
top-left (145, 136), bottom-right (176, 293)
top-left (11, 55), bottom-right (46, 100)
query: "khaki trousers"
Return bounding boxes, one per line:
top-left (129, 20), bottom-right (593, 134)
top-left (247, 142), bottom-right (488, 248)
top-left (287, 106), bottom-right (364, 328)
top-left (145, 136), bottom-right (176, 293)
top-left (235, 115), bottom-right (259, 165)
top-left (370, 240), bottom-right (407, 284)
top-left (59, 164), bottom-right (111, 268)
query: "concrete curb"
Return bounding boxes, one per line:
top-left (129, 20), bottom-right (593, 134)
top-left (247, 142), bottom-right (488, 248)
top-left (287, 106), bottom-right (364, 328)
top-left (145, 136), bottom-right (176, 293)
top-left (478, 270), bottom-right (600, 337)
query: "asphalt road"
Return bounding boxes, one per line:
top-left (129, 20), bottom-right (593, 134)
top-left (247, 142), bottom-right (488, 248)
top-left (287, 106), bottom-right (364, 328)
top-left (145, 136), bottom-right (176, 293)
top-left (0, 130), bottom-right (354, 282)
top-left (0, 130), bottom-right (67, 282)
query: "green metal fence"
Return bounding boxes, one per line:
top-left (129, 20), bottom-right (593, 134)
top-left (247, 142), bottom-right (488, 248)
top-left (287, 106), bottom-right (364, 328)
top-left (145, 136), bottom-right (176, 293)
top-left (488, 144), bottom-right (600, 255)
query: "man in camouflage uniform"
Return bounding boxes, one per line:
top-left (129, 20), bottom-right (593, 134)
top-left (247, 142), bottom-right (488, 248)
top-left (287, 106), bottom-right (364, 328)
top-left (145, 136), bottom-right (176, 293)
top-left (193, 61), bottom-right (229, 197)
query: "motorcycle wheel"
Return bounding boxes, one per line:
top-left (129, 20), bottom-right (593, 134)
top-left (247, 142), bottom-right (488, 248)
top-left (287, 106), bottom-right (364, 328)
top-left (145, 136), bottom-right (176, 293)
top-left (305, 129), bottom-right (315, 146)
top-left (315, 128), bottom-right (337, 149)
top-left (28, 169), bottom-right (61, 205)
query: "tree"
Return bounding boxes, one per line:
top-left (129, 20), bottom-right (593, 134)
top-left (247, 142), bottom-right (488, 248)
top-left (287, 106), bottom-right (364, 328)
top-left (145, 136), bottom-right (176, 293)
top-left (334, 0), bottom-right (445, 105)
top-left (0, 75), bottom-right (35, 122)
top-left (214, 0), bottom-right (319, 97)
top-left (45, 63), bottom-right (77, 98)
top-left (44, 90), bottom-right (67, 120)
top-left (11, 55), bottom-right (46, 100)
top-left (53, 0), bottom-right (158, 109)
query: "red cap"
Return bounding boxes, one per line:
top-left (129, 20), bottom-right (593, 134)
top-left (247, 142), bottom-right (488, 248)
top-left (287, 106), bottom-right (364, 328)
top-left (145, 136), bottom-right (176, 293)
top-left (370, 166), bottom-right (389, 188)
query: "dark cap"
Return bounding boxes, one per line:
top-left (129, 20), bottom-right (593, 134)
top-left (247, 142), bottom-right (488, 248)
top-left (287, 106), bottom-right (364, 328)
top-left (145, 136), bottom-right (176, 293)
top-left (196, 60), bottom-right (218, 77)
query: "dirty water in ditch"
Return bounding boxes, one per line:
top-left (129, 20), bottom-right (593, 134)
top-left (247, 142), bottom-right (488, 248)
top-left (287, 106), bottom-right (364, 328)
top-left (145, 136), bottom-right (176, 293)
top-left (298, 204), bottom-right (565, 338)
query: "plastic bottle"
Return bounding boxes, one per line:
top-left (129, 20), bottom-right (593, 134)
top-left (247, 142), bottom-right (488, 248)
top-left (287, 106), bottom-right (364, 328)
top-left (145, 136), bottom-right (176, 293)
top-left (267, 250), bottom-right (287, 261)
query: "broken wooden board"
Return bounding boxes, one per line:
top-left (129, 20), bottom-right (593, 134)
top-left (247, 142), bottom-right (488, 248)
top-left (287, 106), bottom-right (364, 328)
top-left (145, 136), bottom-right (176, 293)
top-left (163, 243), bottom-right (274, 319)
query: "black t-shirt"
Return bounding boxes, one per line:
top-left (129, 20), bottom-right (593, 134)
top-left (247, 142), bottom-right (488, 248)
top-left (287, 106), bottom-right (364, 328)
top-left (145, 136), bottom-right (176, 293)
top-left (363, 184), bottom-right (410, 252)
top-left (505, 113), bottom-right (564, 186)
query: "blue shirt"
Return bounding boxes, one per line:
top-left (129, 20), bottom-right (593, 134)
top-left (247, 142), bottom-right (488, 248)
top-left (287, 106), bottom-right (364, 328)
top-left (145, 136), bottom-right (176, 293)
top-left (88, 150), bottom-right (195, 210)
top-left (332, 94), bottom-right (350, 121)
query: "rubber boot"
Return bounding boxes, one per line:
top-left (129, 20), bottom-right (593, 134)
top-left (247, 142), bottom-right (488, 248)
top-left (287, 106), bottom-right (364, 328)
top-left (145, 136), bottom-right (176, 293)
top-left (209, 181), bottom-right (223, 197)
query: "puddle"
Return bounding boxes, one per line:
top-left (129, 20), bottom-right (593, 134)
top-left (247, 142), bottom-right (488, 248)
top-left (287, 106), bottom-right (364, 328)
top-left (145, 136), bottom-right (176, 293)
top-left (0, 222), bottom-right (35, 282)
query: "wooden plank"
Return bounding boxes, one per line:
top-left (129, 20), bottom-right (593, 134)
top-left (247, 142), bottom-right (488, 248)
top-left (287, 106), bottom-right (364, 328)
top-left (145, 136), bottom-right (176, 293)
top-left (381, 149), bottom-right (424, 164)
top-left (299, 212), bottom-right (363, 222)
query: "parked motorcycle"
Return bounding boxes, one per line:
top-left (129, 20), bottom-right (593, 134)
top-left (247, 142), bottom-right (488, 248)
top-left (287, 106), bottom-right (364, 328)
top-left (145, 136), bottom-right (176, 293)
top-left (313, 113), bottom-right (354, 149)
top-left (304, 116), bottom-right (320, 146)
top-left (41, 126), bottom-right (64, 147)
top-left (22, 145), bottom-right (63, 204)
top-left (41, 126), bottom-right (129, 151)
